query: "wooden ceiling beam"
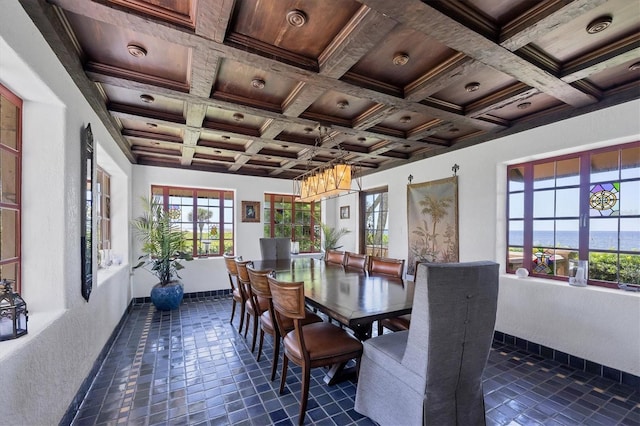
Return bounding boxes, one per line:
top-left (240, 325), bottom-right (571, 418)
top-left (358, 0), bottom-right (597, 108)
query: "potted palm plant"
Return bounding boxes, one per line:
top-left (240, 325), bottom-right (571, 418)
top-left (132, 196), bottom-right (193, 310)
top-left (320, 222), bottom-right (351, 252)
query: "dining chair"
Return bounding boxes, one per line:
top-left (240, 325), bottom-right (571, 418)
top-left (325, 249), bottom-right (345, 265)
top-left (248, 266), bottom-right (322, 381)
top-left (259, 237), bottom-right (291, 260)
top-left (268, 275), bottom-right (363, 425)
top-left (355, 261), bottom-right (499, 426)
top-left (224, 253), bottom-right (245, 332)
top-left (236, 258), bottom-right (269, 352)
top-left (367, 255), bottom-right (405, 278)
top-left (344, 252), bottom-right (367, 270)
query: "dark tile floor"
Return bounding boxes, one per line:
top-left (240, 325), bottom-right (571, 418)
top-left (71, 296), bottom-right (640, 426)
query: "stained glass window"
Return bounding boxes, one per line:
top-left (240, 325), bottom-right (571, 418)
top-left (507, 142), bottom-right (640, 288)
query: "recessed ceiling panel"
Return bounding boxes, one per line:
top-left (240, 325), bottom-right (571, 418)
top-left (212, 59), bottom-right (299, 111)
top-left (430, 65), bottom-right (518, 108)
top-left (107, 0), bottom-right (197, 28)
top-left (485, 93), bottom-right (565, 122)
top-left (204, 106), bottom-right (266, 131)
top-left (119, 118), bottom-right (183, 138)
top-left (228, 0), bottom-right (361, 59)
top-left (529, 0), bottom-right (640, 63)
top-left (586, 58), bottom-right (640, 91)
top-left (102, 84), bottom-right (185, 116)
top-left (302, 90), bottom-right (379, 123)
top-left (346, 26), bottom-right (458, 92)
top-left (65, 11), bottom-right (190, 85)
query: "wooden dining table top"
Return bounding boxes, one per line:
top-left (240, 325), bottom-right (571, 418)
top-left (250, 257), bottom-right (414, 339)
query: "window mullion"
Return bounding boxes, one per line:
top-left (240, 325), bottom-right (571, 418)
top-left (523, 163), bottom-right (534, 272)
top-left (578, 152), bottom-right (590, 262)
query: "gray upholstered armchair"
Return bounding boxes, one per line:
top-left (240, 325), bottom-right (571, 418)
top-left (259, 237), bottom-right (291, 260)
top-left (355, 261), bottom-right (499, 426)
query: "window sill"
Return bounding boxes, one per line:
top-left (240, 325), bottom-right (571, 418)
top-left (0, 308), bottom-right (66, 362)
top-left (97, 262), bottom-right (129, 286)
top-left (501, 274), bottom-right (640, 297)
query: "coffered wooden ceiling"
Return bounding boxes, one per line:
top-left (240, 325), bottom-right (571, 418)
top-left (22, 0), bottom-right (640, 179)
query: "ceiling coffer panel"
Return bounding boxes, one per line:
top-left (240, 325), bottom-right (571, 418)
top-left (23, 0), bottom-right (637, 179)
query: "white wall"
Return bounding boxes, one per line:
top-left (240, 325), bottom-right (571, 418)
top-left (0, 3), bottom-right (133, 424)
top-left (0, 3), bottom-right (638, 425)
top-left (356, 100), bottom-right (640, 375)
top-left (131, 165), bottom-right (293, 297)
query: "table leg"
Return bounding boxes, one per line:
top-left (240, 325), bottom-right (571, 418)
top-left (351, 322), bottom-right (372, 341)
top-left (322, 322), bottom-right (371, 385)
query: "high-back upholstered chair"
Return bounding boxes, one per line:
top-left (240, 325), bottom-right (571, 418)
top-left (268, 276), bottom-right (363, 425)
top-left (355, 261), bottom-right (499, 426)
top-left (344, 252), bottom-right (367, 270)
top-left (368, 256), bottom-right (405, 278)
top-left (224, 253), bottom-right (245, 332)
top-left (248, 266), bottom-right (322, 381)
top-left (236, 259), bottom-right (269, 352)
top-left (259, 237), bottom-right (291, 260)
top-left (325, 249), bottom-right (345, 265)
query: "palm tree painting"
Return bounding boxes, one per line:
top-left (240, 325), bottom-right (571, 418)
top-left (407, 176), bottom-right (458, 274)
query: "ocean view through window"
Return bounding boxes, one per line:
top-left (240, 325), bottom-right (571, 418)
top-left (507, 142), bottom-right (640, 288)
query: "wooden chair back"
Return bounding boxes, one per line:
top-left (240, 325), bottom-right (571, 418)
top-left (368, 256), bottom-right (405, 278)
top-left (247, 266), bottom-right (273, 299)
top-left (344, 252), bottom-right (367, 270)
top-left (325, 249), bottom-right (345, 265)
top-left (267, 276), bottom-right (307, 321)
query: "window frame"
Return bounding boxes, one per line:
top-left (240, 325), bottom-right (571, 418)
top-left (263, 193), bottom-right (321, 253)
top-left (507, 141), bottom-right (640, 288)
top-left (0, 84), bottom-right (22, 292)
top-left (151, 185), bottom-right (235, 257)
top-left (360, 187), bottom-right (389, 257)
top-left (96, 167), bottom-right (111, 255)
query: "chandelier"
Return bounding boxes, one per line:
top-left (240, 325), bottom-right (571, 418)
top-left (293, 126), bottom-right (360, 202)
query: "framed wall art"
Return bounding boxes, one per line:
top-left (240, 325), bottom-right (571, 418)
top-left (340, 206), bottom-right (350, 219)
top-left (242, 201), bottom-right (260, 222)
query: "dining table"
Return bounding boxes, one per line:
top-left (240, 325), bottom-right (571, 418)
top-left (250, 257), bottom-right (415, 383)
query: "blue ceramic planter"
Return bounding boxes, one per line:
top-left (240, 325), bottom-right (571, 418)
top-left (150, 281), bottom-right (184, 311)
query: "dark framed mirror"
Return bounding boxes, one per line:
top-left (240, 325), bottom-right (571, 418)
top-left (81, 123), bottom-right (94, 301)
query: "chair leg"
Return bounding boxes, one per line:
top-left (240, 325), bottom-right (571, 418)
top-left (238, 302), bottom-right (245, 333)
top-left (377, 320), bottom-right (384, 336)
top-left (279, 355), bottom-right (288, 394)
top-left (257, 329), bottom-right (265, 361)
top-left (251, 315), bottom-right (258, 352)
top-left (230, 299), bottom-right (236, 325)
top-left (244, 313), bottom-right (250, 338)
top-left (298, 364), bottom-right (311, 425)
top-left (270, 335), bottom-right (280, 382)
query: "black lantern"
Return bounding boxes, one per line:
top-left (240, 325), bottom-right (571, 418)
top-left (0, 279), bottom-right (28, 341)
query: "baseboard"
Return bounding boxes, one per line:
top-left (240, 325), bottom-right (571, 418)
top-left (493, 330), bottom-right (639, 389)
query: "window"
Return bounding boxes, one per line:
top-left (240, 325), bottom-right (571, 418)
top-left (0, 84), bottom-right (22, 292)
top-left (152, 186), bottom-right (234, 257)
top-left (263, 194), bottom-right (320, 252)
top-left (361, 188), bottom-right (389, 257)
top-left (507, 142), bottom-right (640, 288)
top-left (96, 167), bottom-right (111, 261)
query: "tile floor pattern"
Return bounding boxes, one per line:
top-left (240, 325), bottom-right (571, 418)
top-left (71, 296), bottom-right (640, 426)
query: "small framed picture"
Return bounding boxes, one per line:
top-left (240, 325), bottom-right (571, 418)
top-left (242, 201), bottom-right (260, 222)
top-left (340, 205), bottom-right (350, 219)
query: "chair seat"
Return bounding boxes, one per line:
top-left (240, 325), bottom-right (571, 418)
top-left (232, 288), bottom-right (243, 302)
top-left (283, 322), bottom-right (362, 363)
top-left (246, 295), bottom-right (269, 315)
top-left (381, 314), bottom-right (411, 331)
top-left (260, 309), bottom-right (322, 334)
